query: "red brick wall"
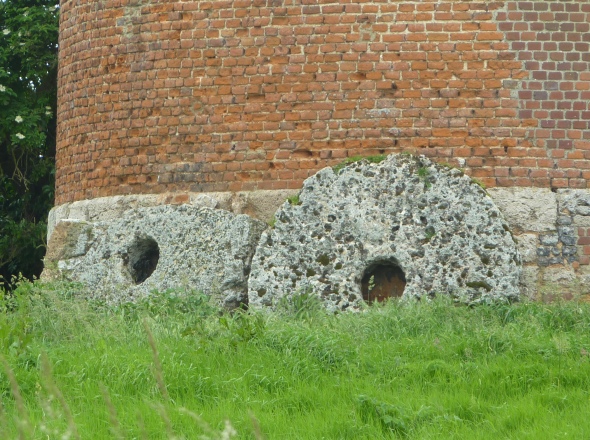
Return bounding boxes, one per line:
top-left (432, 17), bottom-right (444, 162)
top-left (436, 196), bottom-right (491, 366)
top-left (55, 0), bottom-right (590, 205)
top-left (497, 1), bottom-right (590, 189)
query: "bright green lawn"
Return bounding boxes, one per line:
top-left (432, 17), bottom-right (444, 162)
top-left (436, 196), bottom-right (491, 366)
top-left (2, 281), bottom-right (590, 439)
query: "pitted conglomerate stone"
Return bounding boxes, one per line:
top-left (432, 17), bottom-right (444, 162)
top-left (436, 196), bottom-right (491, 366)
top-left (43, 205), bottom-right (266, 306)
top-left (248, 155), bottom-right (521, 311)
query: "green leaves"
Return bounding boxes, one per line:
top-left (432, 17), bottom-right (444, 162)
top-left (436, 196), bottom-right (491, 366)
top-left (0, 1), bottom-right (58, 88)
top-left (0, 0), bottom-right (58, 284)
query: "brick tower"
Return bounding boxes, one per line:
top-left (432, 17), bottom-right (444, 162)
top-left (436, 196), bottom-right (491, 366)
top-left (48, 0), bottom-right (590, 301)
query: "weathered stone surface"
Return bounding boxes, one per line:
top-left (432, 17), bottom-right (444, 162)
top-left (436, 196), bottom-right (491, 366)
top-left (558, 189), bottom-right (590, 229)
top-left (488, 187), bottom-right (557, 233)
top-left (248, 155), bottom-right (521, 311)
top-left (47, 190), bottom-right (296, 240)
top-left (520, 266), bottom-right (539, 300)
top-left (577, 267), bottom-right (590, 296)
top-left (539, 233), bottom-right (559, 246)
top-left (44, 220), bottom-right (95, 262)
top-left (515, 233), bottom-right (539, 264)
top-left (542, 266), bottom-right (576, 285)
top-left (47, 195), bottom-right (162, 239)
top-left (557, 189), bottom-right (590, 215)
top-left (573, 216), bottom-right (590, 228)
top-left (226, 190), bottom-right (298, 223)
top-left (43, 205), bottom-right (266, 306)
top-left (539, 266), bottom-right (579, 300)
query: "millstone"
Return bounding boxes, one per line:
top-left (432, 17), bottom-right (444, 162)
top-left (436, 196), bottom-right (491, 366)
top-left (248, 154), bottom-right (521, 312)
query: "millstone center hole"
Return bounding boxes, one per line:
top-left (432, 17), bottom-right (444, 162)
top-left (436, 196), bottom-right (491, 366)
top-left (361, 261), bottom-right (406, 303)
top-left (126, 236), bottom-right (159, 285)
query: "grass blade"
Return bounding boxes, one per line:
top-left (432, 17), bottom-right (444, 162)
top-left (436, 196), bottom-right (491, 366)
top-left (0, 354), bottom-right (31, 440)
top-left (40, 353), bottom-right (80, 440)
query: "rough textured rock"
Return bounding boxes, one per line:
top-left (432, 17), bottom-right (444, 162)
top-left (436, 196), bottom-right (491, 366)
top-left (43, 205), bottom-right (266, 306)
top-left (47, 190), bottom-right (296, 240)
top-left (514, 233), bottom-right (539, 264)
top-left (248, 155), bottom-right (521, 311)
top-left (557, 189), bottom-right (590, 216)
top-left (519, 266), bottom-right (539, 300)
top-left (577, 268), bottom-right (590, 296)
top-left (488, 187), bottom-right (557, 233)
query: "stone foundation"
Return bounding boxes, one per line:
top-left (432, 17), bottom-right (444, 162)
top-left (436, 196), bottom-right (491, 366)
top-left (489, 187), bottom-right (590, 301)
top-left (45, 166), bottom-right (590, 306)
top-left (47, 189), bottom-right (297, 240)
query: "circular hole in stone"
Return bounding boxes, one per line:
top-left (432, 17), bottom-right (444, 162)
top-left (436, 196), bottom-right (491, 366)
top-left (361, 260), bottom-right (406, 303)
top-left (126, 236), bottom-right (160, 284)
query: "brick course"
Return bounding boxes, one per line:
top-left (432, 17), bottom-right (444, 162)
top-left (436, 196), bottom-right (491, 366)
top-left (497, 0), bottom-right (590, 191)
top-left (55, 0), bottom-right (590, 205)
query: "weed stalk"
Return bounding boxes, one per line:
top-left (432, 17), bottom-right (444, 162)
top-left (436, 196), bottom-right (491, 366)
top-left (1, 355), bottom-right (32, 440)
top-left (250, 411), bottom-right (265, 440)
top-left (100, 383), bottom-right (124, 440)
top-left (143, 319), bottom-right (170, 401)
top-left (0, 397), bottom-right (8, 439)
top-left (40, 353), bottom-right (80, 440)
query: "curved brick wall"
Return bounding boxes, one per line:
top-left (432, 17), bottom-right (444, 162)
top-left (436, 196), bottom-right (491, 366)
top-left (56, 0), bottom-right (590, 205)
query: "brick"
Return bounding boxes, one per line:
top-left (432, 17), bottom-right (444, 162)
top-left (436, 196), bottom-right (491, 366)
top-left (54, 0), bottom-right (590, 205)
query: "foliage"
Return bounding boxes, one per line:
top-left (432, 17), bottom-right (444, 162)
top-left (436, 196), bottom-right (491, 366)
top-left (267, 215), bottom-right (276, 228)
top-left (417, 166), bottom-right (432, 189)
top-left (471, 177), bottom-right (487, 190)
top-left (2, 281), bottom-right (590, 438)
top-left (276, 289), bottom-right (324, 322)
top-left (332, 154), bottom-right (387, 173)
top-left (286, 194), bottom-right (301, 206)
top-left (0, 0), bottom-right (59, 285)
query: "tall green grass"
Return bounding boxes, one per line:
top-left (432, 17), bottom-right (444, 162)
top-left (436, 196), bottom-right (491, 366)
top-left (1, 281), bottom-right (590, 439)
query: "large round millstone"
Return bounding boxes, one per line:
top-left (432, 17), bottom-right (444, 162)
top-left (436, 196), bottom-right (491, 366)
top-left (248, 154), bottom-right (521, 311)
top-left (43, 205), bottom-right (266, 307)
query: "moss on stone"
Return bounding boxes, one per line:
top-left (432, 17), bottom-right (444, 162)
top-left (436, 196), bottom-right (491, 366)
top-left (333, 154), bottom-right (388, 174)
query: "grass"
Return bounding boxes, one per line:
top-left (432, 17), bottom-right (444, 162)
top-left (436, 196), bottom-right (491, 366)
top-left (470, 177), bottom-right (487, 190)
top-left (332, 155), bottom-right (388, 173)
top-left (286, 195), bottom-right (301, 206)
top-left (2, 281), bottom-right (590, 439)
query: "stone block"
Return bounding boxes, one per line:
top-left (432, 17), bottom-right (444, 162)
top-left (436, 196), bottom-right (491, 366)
top-left (557, 189), bottom-right (590, 216)
top-left (515, 233), bottom-right (539, 263)
top-left (539, 265), bottom-right (580, 300)
top-left (520, 265), bottom-right (539, 300)
top-left (46, 203), bottom-right (71, 241)
top-left (488, 187), bottom-right (557, 233)
top-left (573, 215), bottom-right (590, 227)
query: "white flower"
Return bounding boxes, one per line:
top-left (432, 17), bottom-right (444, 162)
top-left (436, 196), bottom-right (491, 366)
top-left (15, 133), bottom-right (25, 139)
top-left (2, 29), bottom-right (9, 36)
top-left (0, 85), bottom-right (5, 92)
top-left (15, 116), bottom-right (23, 123)
top-left (45, 111), bottom-right (52, 116)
